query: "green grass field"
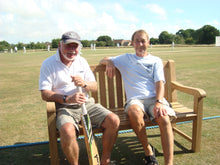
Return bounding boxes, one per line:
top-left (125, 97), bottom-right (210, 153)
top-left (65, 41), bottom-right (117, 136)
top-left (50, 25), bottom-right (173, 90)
top-left (0, 46), bottom-right (220, 164)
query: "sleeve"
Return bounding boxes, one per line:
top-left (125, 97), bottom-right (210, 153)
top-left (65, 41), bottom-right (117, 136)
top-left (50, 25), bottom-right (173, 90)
top-left (110, 54), bottom-right (125, 69)
top-left (39, 61), bottom-right (53, 91)
top-left (153, 58), bottom-right (165, 83)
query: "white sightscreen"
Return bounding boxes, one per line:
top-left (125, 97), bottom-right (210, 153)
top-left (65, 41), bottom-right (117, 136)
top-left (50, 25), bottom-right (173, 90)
top-left (216, 36), bottom-right (220, 47)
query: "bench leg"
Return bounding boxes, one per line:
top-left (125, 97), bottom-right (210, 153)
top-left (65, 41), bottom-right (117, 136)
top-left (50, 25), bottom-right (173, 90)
top-left (47, 112), bottom-right (59, 165)
top-left (192, 117), bottom-right (202, 152)
top-left (48, 138), bottom-right (59, 165)
top-left (192, 97), bottom-right (204, 152)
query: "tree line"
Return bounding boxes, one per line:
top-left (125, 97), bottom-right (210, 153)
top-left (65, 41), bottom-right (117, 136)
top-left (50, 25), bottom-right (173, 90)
top-left (151, 25), bottom-right (220, 45)
top-left (0, 24), bottom-right (219, 51)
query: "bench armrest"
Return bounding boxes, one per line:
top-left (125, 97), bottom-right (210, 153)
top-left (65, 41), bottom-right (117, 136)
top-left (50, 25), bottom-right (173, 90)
top-left (171, 81), bottom-right (206, 98)
top-left (47, 102), bottom-right (56, 113)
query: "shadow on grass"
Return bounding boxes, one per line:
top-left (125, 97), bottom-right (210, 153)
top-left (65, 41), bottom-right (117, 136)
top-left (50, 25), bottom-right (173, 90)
top-left (0, 134), bottom-right (192, 165)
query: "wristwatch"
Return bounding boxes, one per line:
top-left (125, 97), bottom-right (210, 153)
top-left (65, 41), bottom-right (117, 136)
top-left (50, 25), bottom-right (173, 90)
top-left (156, 99), bottom-right (163, 104)
top-left (63, 95), bottom-right (67, 103)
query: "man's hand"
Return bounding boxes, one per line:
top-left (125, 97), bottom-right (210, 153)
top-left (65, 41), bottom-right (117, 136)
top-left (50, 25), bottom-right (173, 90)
top-left (71, 75), bottom-right (86, 87)
top-left (153, 102), bottom-right (167, 119)
top-left (106, 62), bottom-right (116, 78)
top-left (66, 92), bottom-right (86, 104)
top-left (100, 57), bottom-right (116, 78)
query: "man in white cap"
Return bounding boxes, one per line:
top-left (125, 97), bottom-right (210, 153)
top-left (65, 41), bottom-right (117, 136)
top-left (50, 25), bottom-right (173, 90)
top-left (39, 31), bottom-right (120, 165)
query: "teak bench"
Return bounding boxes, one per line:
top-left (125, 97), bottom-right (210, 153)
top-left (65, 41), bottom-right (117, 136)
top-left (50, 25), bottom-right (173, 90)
top-left (46, 60), bottom-right (206, 165)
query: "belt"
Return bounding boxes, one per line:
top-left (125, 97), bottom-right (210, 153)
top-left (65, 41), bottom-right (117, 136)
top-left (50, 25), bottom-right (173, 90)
top-left (71, 104), bottom-right (81, 109)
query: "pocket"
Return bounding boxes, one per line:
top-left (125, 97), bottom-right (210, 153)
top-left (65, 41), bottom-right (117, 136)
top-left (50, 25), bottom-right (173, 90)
top-left (136, 62), bottom-right (154, 77)
top-left (75, 70), bottom-right (85, 78)
top-left (144, 64), bottom-right (153, 74)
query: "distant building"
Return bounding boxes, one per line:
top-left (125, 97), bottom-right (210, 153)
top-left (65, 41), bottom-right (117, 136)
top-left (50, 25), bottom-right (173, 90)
top-left (113, 39), bottom-right (131, 46)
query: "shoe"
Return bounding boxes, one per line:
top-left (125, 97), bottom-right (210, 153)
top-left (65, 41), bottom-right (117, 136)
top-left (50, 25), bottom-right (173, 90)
top-left (144, 155), bottom-right (158, 165)
top-left (144, 145), bottom-right (158, 165)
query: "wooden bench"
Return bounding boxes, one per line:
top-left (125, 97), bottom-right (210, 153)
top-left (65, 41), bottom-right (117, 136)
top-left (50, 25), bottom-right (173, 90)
top-left (46, 60), bottom-right (206, 165)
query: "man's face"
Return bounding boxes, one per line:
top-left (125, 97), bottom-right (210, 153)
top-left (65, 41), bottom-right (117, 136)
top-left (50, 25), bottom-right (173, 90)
top-left (132, 32), bottom-right (149, 57)
top-left (60, 42), bottom-right (80, 61)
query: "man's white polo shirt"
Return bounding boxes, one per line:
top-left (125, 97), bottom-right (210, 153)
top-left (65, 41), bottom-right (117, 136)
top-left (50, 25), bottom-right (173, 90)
top-left (39, 50), bottom-right (95, 99)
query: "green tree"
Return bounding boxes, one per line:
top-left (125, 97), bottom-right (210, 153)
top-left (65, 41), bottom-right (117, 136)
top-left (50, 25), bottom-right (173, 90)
top-left (27, 42), bottom-right (35, 49)
top-left (0, 40), bottom-right (10, 51)
top-left (35, 42), bottom-right (47, 49)
top-left (150, 38), bottom-right (159, 44)
top-left (176, 29), bottom-right (195, 39)
top-left (159, 31), bottom-right (172, 44)
top-left (185, 37), bottom-right (194, 44)
top-left (176, 29), bottom-right (196, 43)
top-left (173, 35), bottom-right (185, 44)
top-left (17, 42), bottom-right (24, 50)
top-left (97, 35), bottom-right (114, 46)
top-left (195, 25), bottom-right (220, 44)
top-left (52, 38), bottom-right (60, 48)
top-left (96, 41), bottom-right (106, 47)
top-left (81, 40), bottom-right (91, 47)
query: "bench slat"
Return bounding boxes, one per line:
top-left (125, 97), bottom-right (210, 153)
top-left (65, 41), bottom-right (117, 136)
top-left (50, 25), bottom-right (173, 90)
top-left (99, 71), bottom-right (107, 107)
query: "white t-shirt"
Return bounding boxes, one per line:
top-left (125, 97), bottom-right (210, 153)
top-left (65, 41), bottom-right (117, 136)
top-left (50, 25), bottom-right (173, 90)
top-left (111, 53), bottom-right (165, 102)
top-left (39, 50), bottom-right (95, 100)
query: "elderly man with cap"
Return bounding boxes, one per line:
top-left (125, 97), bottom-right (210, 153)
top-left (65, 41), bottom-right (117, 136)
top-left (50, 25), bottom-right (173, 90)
top-left (39, 31), bottom-right (120, 165)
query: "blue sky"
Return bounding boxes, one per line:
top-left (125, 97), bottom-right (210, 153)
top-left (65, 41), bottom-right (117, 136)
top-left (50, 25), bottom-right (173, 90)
top-left (0, 0), bottom-right (219, 44)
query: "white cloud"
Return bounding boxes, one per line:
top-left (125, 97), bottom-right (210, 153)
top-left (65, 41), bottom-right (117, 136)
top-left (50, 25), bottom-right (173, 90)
top-left (0, 0), bottom-right (219, 43)
top-left (93, 12), bottom-right (117, 38)
top-left (145, 4), bottom-right (167, 20)
top-left (112, 3), bottom-right (139, 23)
top-left (59, 0), bottom-right (97, 19)
top-left (0, 0), bottom-right (100, 43)
top-left (0, 0), bottom-right (44, 18)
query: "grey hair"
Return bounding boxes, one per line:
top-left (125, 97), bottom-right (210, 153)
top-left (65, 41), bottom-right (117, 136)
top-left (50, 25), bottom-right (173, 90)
top-left (131, 29), bottom-right (149, 41)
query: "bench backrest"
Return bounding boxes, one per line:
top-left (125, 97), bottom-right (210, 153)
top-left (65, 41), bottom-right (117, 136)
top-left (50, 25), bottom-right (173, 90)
top-left (90, 60), bottom-right (177, 109)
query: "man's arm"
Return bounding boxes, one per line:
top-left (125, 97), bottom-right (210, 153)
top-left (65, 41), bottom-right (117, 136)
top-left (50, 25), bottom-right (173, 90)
top-left (153, 80), bottom-right (167, 118)
top-left (100, 57), bottom-right (115, 78)
top-left (41, 90), bottom-right (86, 104)
top-left (155, 80), bottom-right (164, 102)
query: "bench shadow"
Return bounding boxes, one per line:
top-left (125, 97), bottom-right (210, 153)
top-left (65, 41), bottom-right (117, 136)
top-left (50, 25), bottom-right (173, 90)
top-left (0, 134), bottom-right (192, 165)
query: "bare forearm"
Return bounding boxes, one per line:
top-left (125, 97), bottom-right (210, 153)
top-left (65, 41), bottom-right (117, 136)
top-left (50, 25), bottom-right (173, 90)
top-left (100, 57), bottom-right (116, 78)
top-left (41, 90), bottom-right (64, 103)
top-left (41, 90), bottom-right (86, 104)
top-left (84, 81), bottom-right (97, 92)
top-left (154, 81), bottom-right (168, 118)
top-left (155, 81), bottom-right (165, 100)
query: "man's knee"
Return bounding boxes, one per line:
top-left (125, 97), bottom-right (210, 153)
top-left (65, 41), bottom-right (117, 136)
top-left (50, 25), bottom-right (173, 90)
top-left (156, 115), bottom-right (171, 127)
top-left (59, 123), bottom-right (77, 139)
top-left (127, 104), bottom-right (144, 119)
top-left (102, 113), bottom-right (120, 131)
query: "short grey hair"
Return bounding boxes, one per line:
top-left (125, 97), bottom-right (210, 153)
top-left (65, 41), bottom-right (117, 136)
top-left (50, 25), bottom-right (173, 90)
top-left (131, 29), bottom-right (149, 41)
